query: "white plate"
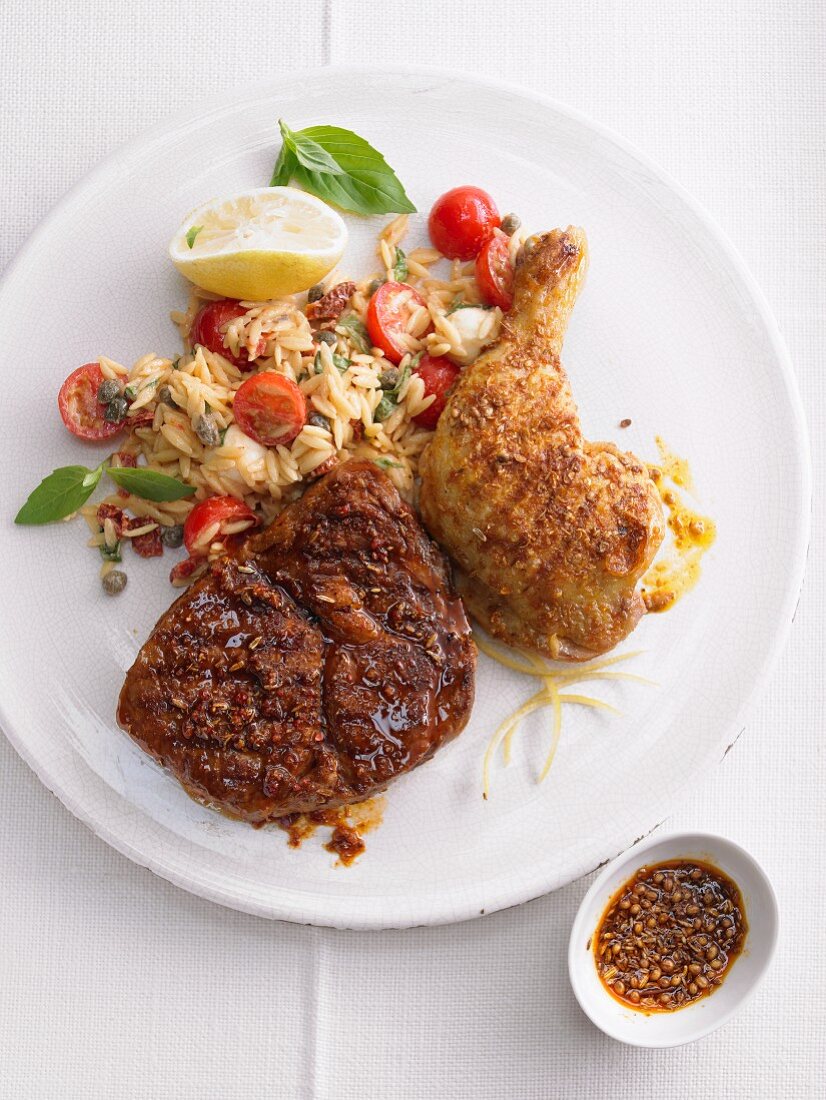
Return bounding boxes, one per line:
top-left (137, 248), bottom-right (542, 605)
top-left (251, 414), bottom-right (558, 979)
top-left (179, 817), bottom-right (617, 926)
top-left (0, 67), bottom-right (810, 929)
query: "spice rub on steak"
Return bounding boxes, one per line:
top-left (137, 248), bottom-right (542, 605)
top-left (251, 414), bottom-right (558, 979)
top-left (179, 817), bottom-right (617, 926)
top-left (117, 461), bottom-right (475, 822)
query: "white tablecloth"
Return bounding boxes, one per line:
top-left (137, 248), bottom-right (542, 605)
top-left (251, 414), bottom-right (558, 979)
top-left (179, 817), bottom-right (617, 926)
top-left (1, 2), bottom-right (823, 1096)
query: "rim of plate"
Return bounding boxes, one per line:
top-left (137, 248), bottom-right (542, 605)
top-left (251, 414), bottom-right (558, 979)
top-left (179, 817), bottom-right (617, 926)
top-left (0, 65), bottom-right (812, 929)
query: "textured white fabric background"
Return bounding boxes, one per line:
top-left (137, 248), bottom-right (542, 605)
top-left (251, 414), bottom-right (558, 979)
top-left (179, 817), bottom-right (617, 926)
top-left (1, 2), bottom-right (823, 1097)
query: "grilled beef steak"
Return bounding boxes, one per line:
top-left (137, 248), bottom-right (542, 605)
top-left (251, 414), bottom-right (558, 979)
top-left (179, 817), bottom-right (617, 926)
top-left (117, 461), bottom-right (475, 822)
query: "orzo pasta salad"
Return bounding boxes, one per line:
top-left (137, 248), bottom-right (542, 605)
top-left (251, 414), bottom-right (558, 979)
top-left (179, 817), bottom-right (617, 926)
top-left (15, 121), bottom-right (524, 596)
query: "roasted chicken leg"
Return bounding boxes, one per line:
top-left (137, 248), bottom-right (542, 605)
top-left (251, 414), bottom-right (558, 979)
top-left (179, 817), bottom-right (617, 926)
top-left (419, 227), bottom-right (664, 660)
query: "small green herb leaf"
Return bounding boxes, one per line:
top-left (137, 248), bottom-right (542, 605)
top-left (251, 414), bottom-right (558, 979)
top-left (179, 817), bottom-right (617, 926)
top-left (393, 247), bottom-right (408, 281)
top-left (337, 314), bottom-right (371, 353)
top-left (446, 299), bottom-right (490, 315)
top-left (106, 466), bottom-right (196, 502)
top-left (392, 360), bottom-right (411, 398)
top-left (333, 354), bottom-right (351, 373)
top-left (374, 394), bottom-right (396, 422)
top-left (99, 540), bottom-right (122, 563)
top-left (375, 458), bottom-right (403, 470)
top-left (15, 463), bottom-right (104, 525)
top-left (186, 225), bottom-right (203, 249)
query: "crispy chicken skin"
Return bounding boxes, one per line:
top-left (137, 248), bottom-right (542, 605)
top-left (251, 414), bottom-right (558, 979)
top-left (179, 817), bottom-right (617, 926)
top-left (418, 228), bottom-right (664, 660)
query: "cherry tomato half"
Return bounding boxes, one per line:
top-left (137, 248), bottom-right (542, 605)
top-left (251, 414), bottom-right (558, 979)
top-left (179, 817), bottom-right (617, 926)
top-left (428, 186), bottom-right (500, 261)
top-left (58, 363), bottom-right (124, 441)
top-left (413, 355), bottom-right (462, 430)
top-left (475, 232), bottom-right (514, 311)
top-left (190, 299), bottom-right (265, 370)
top-left (232, 372), bottom-right (306, 447)
top-left (183, 496), bottom-right (258, 556)
top-left (366, 282), bottom-right (432, 365)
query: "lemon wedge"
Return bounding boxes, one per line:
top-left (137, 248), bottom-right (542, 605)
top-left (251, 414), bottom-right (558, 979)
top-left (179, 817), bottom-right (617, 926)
top-left (169, 187), bottom-right (347, 300)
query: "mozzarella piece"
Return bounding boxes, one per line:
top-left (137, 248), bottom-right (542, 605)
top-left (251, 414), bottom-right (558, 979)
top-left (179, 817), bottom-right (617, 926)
top-left (208, 424), bottom-right (269, 490)
top-left (447, 306), bottom-right (502, 366)
top-left (220, 424), bottom-right (268, 464)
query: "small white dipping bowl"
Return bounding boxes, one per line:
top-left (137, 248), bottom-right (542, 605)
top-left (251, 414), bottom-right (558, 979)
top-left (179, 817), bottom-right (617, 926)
top-left (568, 831), bottom-right (779, 1047)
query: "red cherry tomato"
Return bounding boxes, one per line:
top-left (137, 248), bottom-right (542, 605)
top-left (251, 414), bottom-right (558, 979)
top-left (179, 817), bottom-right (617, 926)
top-left (412, 355), bottom-right (462, 430)
top-left (232, 372), bottom-right (306, 447)
top-left (428, 186), bottom-right (500, 261)
top-left (190, 300), bottom-right (265, 370)
top-left (366, 282), bottom-right (432, 365)
top-left (183, 496), bottom-right (258, 556)
top-left (475, 232), bottom-right (514, 311)
top-left (58, 363), bottom-right (124, 441)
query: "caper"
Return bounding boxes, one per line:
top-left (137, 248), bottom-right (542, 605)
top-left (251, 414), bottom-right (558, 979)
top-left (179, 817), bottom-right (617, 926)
top-left (158, 385), bottom-right (176, 408)
top-left (160, 524), bottom-right (184, 548)
top-left (500, 213), bottom-right (521, 236)
top-left (104, 396), bottom-right (128, 422)
top-left (379, 368), bottom-right (400, 390)
top-left (368, 278), bottom-right (384, 295)
top-left (308, 412), bottom-right (331, 431)
top-left (316, 330), bottom-right (337, 346)
top-left (102, 570), bottom-right (127, 596)
top-left (195, 413), bottom-right (220, 447)
top-left (307, 284), bottom-right (325, 303)
top-left (97, 379), bottom-right (122, 404)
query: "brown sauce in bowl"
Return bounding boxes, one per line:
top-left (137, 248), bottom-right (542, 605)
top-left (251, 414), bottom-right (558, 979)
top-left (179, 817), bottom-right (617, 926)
top-left (594, 859), bottom-right (747, 1012)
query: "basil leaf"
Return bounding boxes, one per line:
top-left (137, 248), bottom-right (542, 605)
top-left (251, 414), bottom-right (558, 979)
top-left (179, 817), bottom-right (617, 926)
top-left (333, 354), bottom-right (351, 373)
top-left (375, 458), bottom-right (402, 470)
top-left (393, 247), bottom-right (408, 281)
top-left (270, 145), bottom-right (298, 187)
top-left (186, 225), bottom-right (203, 249)
top-left (269, 123), bottom-right (415, 216)
top-left (337, 314), bottom-right (371, 353)
top-left (99, 540), bottom-right (122, 563)
top-left (300, 126), bottom-right (415, 210)
top-left (106, 466), bottom-right (196, 502)
top-left (279, 120), bottom-right (343, 176)
top-left (293, 162), bottom-right (414, 217)
top-left (374, 394), bottom-right (396, 422)
top-left (392, 360), bottom-right (411, 398)
top-left (15, 463), bottom-right (104, 525)
top-left (312, 350), bottom-right (323, 375)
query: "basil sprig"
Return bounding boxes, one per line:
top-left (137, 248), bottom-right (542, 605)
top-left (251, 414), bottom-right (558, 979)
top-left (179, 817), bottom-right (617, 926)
top-left (15, 460), bottom-right (195, 526)
top-left (271, 121), bottom-right (415, 216)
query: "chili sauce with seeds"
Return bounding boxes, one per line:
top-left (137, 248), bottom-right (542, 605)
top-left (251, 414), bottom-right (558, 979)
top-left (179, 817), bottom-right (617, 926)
top-left (594, 860), bottom-right (747, 1012)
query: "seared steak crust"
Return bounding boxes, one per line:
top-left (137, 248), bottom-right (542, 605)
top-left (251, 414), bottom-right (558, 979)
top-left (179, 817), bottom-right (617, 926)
top-left (117, 461), bottom-right (475, 822)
